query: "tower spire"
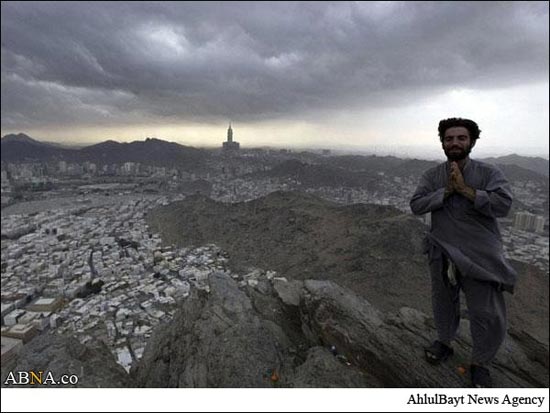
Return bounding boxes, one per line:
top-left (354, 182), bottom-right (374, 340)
top-left (222, 122), bottom-right (239, 153)
top-left (227, 122), bottom-right (233, 142)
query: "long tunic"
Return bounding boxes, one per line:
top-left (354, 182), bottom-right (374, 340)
top-left (410, 158), bottom-right (517, 293)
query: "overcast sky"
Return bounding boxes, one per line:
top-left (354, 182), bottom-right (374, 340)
top-left (1, 1), bottom-right (548, 158)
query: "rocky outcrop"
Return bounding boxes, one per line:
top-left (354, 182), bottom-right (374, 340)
top-left (1, 334), bottom-right (130, 387)
top-left (132, 272), bottom-right (299, 387)
top-left (133, 271), bottom-right (548, 388)
top-left (5, 270), bottom-right (545, 388)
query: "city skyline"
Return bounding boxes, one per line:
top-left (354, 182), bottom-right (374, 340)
top-left (1, 1), bottom-right (549, 159)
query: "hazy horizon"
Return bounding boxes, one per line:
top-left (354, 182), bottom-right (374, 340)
top-left (3, 130), bottom-right (549, 162)
top-left (1, 2), bottom-right (548, 158)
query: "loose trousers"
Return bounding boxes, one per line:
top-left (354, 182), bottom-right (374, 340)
top-left (430, 256), bottom-right (507, 365)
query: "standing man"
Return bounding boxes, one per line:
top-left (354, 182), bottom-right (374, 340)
top-left (410, 117), bottom-right (517, 388)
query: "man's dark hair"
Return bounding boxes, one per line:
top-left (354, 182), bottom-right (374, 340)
top-left (438, 118), bottom-right (481, 142)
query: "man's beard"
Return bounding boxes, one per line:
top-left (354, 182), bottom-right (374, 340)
top-left (444, 145), bottom-right (472, 161)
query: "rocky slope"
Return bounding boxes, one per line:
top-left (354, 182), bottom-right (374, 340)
top-left (5, 269), bottom-right (545, 388)
top-left (146, 191), bottom-right (431, 315)
top-left (132, 271), bottom-right (548, 387)
top-left (1, 334), bottom-right (130, 387)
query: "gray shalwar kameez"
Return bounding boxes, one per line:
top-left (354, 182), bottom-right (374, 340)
top-left (410, 158), bottom-right (517, 365)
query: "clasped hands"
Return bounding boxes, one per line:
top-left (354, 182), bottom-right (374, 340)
top-left (445, 162), bottom-right (476, 201)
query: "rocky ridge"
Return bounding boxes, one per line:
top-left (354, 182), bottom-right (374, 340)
top-left (131, 271), bottom-right (548, 387)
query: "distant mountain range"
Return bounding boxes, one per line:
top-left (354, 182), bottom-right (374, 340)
top-left (0, 133), bottom-right (82, 149)
top-left (253, 154), bottom-right (549, 190)
top-left (1, 133), bottom-right (38, 145)
top-left (2, 133), bottom-right (548, 180)
top-left (1, 133), bottom-right (210, 171)
top-left (481, 154), bottom-right (549, 177)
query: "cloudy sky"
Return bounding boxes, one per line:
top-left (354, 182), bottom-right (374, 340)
top-left (1, 1), bottom-right (548, 158)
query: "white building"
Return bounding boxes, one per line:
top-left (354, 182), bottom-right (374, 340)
top-left (513, 211), bottom-right (546, 233)
top-left (534, 216), bottom-right (545, 233)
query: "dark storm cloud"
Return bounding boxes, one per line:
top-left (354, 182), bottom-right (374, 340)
top-left (1, 1), bottom-right (548, 129)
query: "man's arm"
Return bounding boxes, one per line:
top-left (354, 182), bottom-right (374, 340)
top-left (410, 171), bottom-right (446, 215)
top-left (472, 167), bottom-right (514, 218)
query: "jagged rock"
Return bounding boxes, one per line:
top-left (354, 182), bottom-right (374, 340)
top-left (291, 346), bottom-right (380, 387)
top-left (1, 334), bottom-right (130, 387)
top-left (273, 279), bottom-right (303, 307)
top-left (133, 272), bottom-right (548, 388)
top-left (132, 272), bottom-right (296, 387)
top-left (300, 280), bottom-right (547, 387)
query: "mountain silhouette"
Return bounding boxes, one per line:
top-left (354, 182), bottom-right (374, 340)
top-left (1, 134), bottom-right (210, 170)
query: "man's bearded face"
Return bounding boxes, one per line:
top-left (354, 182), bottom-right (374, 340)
top-left (442, 126), bottom-right (474, 161)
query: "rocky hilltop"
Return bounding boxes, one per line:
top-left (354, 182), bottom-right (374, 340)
top-left (146, 191), bottom-right (431, 315)
top-left (132, 271), bottom-right (548, 387)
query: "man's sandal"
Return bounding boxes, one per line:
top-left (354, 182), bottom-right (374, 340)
top-left (470, 364), bottom-right (492, 388)
top-left (424, 340), bottom-right (454, 364)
